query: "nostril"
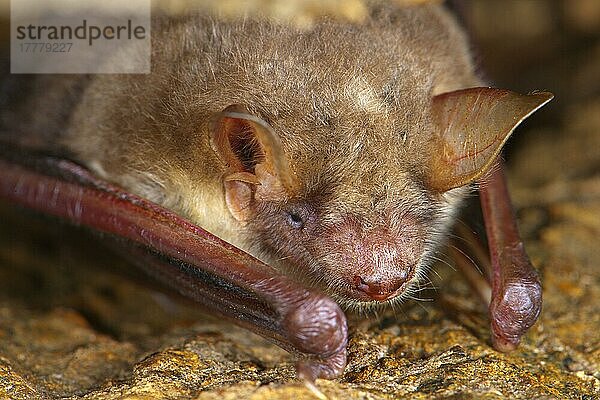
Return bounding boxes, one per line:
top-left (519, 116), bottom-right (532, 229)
top-left (353, 275), bottom-right (370, 292)
top-left (353, 276), bottom-right (390, 300)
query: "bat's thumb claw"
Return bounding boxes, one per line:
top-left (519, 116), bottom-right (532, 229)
top-left (296, 349), bottom-right (347, 382)
top-left (301, 378), bottom-right (329, 400)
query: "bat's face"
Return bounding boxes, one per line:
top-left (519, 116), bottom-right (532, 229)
top-left (207, 85), bottom-right (450, 308)
top-left (210, 88), bottom-right (552, 310)
top-left (245, 171), bottom-right (465, 308)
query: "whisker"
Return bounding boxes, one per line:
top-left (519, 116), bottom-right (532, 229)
top-left (410, 284), bottom-right (436, 293)
top-left (448, 243), bottom-right (483, 275)
top-left (408, 295), bottom-right (434, 303)
top-left (430, 253), bottom-right (456, 271)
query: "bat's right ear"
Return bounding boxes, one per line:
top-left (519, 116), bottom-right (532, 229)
top-left (210, 105), bottom-right (297, 222)
top-left (426, 87), bottom-right (553, 192)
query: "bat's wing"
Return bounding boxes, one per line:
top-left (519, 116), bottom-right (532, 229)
top-left (479, 162), bottom-right (542, 352)
top-left (0, 147), bottom-right (348, 382)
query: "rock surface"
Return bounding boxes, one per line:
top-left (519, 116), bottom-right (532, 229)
top-left (1, 1), bottom-right (599, 399)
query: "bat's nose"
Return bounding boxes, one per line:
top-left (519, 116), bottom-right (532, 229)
top-left (353, 273), bottom-right (408, 302)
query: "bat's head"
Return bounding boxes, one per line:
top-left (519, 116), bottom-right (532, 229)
top-left (210, 88), bottom-right (552, 309)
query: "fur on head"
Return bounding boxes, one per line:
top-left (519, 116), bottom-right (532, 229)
top-left (51, 4), bottom-right (552, 309)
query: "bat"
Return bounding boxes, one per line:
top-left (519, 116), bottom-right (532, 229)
top-left (0, 2), bottom-right (552, 384)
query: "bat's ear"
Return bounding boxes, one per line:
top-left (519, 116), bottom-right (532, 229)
top-left (426, 87), bottom-right (553, 192)
top-left (210, 104), bottom-right (297, 221)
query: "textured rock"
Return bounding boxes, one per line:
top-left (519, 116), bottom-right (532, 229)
top-left (1, 1), bottom-right (599, 399)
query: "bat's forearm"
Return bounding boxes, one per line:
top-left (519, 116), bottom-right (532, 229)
top-left (0, 153), bottom-right (348, 381)
top-left (479, 161), bottom-right (542, 351)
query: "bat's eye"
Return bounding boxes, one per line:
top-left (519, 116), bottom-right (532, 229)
top-left (286, 211), bottom-right (304, 230)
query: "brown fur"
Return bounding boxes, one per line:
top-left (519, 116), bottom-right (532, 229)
top-left (2, 3), bottom-right (482, 308)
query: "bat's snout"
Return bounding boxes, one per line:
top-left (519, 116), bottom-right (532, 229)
top-left (352, 270), bottom-right (411, 302)
top-left (320, 215), bottom-right (422, 304)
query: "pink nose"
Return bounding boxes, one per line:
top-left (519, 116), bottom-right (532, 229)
top-left (353, 274), bottom-right (408, 301)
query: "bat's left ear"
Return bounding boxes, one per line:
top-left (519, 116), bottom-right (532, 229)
top-left (210, 105), bottom-right (298, 222)
top-left (427, 87), bottom-right (553, 192)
